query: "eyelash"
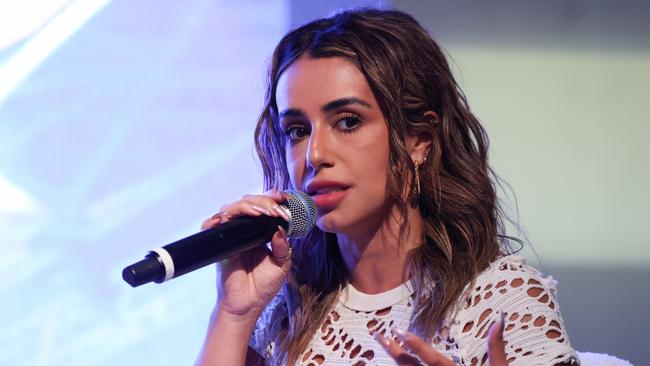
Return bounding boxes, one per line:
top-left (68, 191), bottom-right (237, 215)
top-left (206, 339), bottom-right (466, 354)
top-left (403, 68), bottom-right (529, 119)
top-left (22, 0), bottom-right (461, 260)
top-left (282, 113), bottom-right (362, 142)
top-left (283, 124), bottom-right (309, 141)
top-left (337, 113), bottom-right (362, 133)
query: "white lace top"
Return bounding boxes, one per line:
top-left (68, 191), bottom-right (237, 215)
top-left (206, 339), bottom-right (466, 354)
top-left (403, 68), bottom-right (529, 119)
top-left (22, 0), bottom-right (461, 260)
top-left (250, 255), bottom-right (579, 365)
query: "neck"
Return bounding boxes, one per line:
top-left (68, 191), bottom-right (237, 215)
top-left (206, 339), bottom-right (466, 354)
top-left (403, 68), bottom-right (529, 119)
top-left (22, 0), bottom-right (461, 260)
top-left (337, 203), bottom-right (424, 294)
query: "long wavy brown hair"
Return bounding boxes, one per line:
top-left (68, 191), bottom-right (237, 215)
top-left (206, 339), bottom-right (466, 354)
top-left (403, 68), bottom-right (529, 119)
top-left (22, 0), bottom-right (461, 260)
top-left (254, 8), bottom-right (519, 365)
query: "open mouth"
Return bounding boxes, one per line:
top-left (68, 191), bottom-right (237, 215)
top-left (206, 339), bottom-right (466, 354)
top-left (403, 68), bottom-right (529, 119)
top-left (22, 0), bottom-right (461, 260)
top-left (308, 187), bottom-right (349, 209)
top-left (307, 187), bottom-right (347, 196)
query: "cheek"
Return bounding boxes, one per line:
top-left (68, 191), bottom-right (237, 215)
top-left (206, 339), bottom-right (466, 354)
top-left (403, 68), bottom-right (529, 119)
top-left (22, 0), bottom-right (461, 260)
top-left (352, 145), bottom-right (390, 195)
top-left (369, 145), bottom-right (391, 193)
top-left (285, 147), bottom-right (305, 190)
top-left (369, 159), bottom-right (390, 192)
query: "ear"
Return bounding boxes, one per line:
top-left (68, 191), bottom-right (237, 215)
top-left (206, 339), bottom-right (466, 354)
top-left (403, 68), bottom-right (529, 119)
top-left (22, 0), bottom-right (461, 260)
top-left (405, 111), bottom-right (437, 162)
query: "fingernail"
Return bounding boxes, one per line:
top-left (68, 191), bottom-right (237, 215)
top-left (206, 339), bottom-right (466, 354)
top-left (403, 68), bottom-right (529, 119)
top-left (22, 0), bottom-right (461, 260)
top-left (374, 332), bottom-right (391, 347)
top-left (211, 211), bottom-right (227, 219)
top-left (491, 310), bottom-right (505, 340)
top-left (205, 216), bottom-right (221, 225)
top-left (273, 205), bottom-right (290, 221)
top-left (250, 204), bottom-right (271, 216)
top-left (392, 327), bottom-right (408, 341)
top-left (277, 225), bottom-right (288, 241)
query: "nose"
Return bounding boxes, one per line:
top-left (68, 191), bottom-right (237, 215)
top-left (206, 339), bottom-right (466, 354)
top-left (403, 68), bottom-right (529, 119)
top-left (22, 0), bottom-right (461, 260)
top-left (306, 123), bottom-right (333, 171)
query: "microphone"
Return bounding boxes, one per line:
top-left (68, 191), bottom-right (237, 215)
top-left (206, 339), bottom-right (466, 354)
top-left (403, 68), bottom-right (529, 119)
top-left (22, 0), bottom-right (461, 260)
top-left (122, 190), bottom-right (317, 287)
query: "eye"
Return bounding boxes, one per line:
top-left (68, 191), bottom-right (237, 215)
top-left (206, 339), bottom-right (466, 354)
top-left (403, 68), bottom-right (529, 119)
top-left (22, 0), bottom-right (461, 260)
top-left (336, 114), bottom-right (361, 132)
top-left (284, 124), bottom-right (310, 141)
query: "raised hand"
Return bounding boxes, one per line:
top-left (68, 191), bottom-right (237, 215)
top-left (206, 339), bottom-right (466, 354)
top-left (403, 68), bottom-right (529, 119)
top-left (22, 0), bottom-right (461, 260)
top-left (201, 190), bottom-right (292, 319)
top-left (376, 312), bottom-right (507, 366)
top-left (197, 190), bottom-right (295, 366)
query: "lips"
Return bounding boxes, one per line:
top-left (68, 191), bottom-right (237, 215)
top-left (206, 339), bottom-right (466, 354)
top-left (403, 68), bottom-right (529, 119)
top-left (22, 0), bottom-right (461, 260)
top-left (305, 180), bottom-right (350, 209)
top-left (309, 186), bottom-right (346, 195)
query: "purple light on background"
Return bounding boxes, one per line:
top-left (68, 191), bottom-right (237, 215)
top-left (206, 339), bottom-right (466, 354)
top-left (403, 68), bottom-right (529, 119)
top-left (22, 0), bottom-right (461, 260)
top-left (0, 1), bottom-right (287, 365)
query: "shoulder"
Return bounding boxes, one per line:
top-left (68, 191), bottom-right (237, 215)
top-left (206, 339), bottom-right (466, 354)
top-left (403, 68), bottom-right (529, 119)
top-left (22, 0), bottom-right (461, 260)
top-left (450, 254), bottom-right (579, 365)
top-left (472, 254), bottom-right (560, 302)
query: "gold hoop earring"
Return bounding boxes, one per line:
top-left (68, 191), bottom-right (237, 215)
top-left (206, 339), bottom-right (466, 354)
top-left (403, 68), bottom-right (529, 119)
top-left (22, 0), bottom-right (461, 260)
top-left (414, 159), bottom-right (421, 196)
top-left (413, 157), bottom-right (427, 197)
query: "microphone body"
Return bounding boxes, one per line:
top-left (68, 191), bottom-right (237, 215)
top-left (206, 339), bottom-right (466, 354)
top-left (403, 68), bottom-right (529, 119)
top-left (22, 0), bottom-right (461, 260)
top-left (122, 191), bottom-right (316, 287)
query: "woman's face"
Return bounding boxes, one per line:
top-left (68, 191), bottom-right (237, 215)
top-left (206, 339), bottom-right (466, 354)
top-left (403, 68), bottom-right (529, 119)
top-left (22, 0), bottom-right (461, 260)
top-left (276, 56), bottom-right (392, 236)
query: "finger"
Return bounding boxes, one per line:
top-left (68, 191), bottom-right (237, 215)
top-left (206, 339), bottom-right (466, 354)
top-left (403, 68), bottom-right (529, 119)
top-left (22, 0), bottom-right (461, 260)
top-left (375, 332), bottom-right (422, 366)
top-left (202, 202), bottom-right (261, 232)
top-left (263, 189), bottom-right (290, 202)
top-left (248, 202), bottom-right (273, 216)
top-left (241, 195), bottom-right (290, 222)
top-left (487, 312), bottom-right (508, 366)
top-left (201, 216), bottom-right (222, 231)
top-left (269, 226), bottom-right (291, 267)
top-left (210, 210), bottom-right (227, 220)
top-left (243, 192), bottom-right (286, 206)
top-left (240, 195), bottom-right (287, 219)
top-left (218, 200), bottom-right (267, 219)
top-left (392, 328), bottom-right (456, 366)
top-left (272, 203), bottom-right (291, 221)
top-left (236, 199), bottom-right (290, 223)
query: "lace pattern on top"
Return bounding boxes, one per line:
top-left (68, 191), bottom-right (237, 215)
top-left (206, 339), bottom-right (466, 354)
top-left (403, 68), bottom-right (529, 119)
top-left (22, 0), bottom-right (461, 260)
top-left (249, 255), bottom-right (580, 365)
top-left (454, 256), bottom-right (579, 366)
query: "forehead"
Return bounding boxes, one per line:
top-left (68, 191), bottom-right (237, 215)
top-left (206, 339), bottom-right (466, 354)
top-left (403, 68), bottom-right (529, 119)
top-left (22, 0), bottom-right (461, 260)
top-left (275, 56), bottom-right (376, 111)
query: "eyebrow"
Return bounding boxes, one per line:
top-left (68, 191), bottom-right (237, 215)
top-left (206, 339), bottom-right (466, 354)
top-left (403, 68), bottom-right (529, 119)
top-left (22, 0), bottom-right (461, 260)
top-left (278, 97), bottom-right (372, 119)
top-left (322, 97), bottom-right (371, 113)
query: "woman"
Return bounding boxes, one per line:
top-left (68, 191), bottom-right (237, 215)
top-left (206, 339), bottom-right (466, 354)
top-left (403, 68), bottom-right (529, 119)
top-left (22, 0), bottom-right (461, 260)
top-left (197, 9), bottom-right (579, 366)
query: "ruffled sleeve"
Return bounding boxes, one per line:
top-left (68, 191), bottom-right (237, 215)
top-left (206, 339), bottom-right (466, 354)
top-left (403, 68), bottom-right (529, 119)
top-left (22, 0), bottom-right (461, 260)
top-left (451, 255), bottom-right (580, 366)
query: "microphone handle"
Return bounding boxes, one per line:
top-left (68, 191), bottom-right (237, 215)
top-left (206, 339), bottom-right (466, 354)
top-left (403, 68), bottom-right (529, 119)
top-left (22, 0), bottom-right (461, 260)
top-left (122, 215), bottom-right (287, 287)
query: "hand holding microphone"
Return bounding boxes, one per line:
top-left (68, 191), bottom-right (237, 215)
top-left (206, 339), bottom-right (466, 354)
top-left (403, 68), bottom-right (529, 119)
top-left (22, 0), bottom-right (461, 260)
top-left (122, 190), bottom-right (317, 291)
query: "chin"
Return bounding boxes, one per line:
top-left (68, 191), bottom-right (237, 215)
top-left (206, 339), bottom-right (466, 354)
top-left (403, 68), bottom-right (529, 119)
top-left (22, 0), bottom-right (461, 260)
top-left (315, 216), bottom-right (339, 234)
top-left (315, 211), bottom-right (350, 234)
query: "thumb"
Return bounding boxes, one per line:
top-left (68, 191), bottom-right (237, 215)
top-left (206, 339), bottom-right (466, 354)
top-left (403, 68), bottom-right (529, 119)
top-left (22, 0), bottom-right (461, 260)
top-left (487, 311), bottom-right (508, 366)
top-left (270, 226), bottom-right (292, 267)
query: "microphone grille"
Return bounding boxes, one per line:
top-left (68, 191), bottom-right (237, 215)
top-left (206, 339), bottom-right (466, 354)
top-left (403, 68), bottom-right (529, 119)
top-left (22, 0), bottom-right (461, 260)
top-left (283, 190), bottom-right (317, 238)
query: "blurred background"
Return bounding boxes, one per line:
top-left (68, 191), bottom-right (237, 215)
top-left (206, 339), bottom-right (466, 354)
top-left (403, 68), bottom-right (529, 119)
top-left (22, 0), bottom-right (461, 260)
top-left (0, 0), bottom-right (647, 364)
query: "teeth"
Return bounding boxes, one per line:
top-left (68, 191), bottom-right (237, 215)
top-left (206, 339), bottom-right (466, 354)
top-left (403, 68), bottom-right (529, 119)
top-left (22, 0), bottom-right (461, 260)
top-left (314, 188), bottom-right (343, 195)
